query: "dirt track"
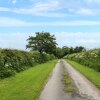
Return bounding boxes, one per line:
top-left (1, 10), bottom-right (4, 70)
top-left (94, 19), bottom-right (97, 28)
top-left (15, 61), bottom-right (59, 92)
top-left (39, 60), bottom-right (100, 100)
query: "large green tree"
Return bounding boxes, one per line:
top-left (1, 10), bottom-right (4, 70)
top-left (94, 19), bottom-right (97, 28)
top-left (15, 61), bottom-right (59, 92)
top-left (74, 46), bottom-right (86, 53)
top-left (53, 47), bottom-right (64, 59)
top-left (26, 32), bottom-right (57, 54)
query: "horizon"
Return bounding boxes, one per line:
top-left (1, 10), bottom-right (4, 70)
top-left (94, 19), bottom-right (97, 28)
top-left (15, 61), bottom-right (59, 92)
top-left (0, 0), bottom-right (100, 50)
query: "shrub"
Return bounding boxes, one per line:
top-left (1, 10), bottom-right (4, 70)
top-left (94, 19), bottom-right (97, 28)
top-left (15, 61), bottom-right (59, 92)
top-left (31, 51), bottom-right (55, 64)
top-left (65, 49), bottom-right (100, 72)
top-left (0, 49), bottom-right (56, 79)
top-left (0, 49), bottom-right (34, 79)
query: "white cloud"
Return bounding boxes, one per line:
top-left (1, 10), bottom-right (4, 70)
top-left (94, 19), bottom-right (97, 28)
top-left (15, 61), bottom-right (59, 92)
top-left (0, 32), bottom-right (100, 49)
top-left (34, 1), bottom-right (60, 11)
top-left (0, 1), bottom-right (65, 17)
top-left (1, 17), bottom-right (100, 27)
top-left (0, 0), bottom-right (100, 17)
top-left (12, 0), bottom-right (17, 4)
top-left (0, 2), bottom-right (70, 17)
top-left (0, 32), bottom-right (34, 50)
top-left (84, 0), bottom-right (100, 4)
top-left (12, 1), bottom-right (70, 17)
top-left (55, 32), bottom-right (100, 48)
top-left (76, 8), bottom-right (96, 16)
top-left (0, 7), bottom-right (10, 12)
top-left (0, 17), bottom-right (34, 27)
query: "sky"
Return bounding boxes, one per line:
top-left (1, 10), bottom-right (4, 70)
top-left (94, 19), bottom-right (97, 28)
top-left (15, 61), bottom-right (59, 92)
top-left (0, 0), bottom-right (100, 50)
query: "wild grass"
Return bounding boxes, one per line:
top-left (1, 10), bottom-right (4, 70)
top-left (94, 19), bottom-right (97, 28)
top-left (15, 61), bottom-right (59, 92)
top-left (66, 59), bottom-right (100, 88)
top-left (63, 73), bottom-right (74, 93)
top-left (65, 86), bottom-right (75, 92)
top-left (0, 60), bottom-right (57, 100)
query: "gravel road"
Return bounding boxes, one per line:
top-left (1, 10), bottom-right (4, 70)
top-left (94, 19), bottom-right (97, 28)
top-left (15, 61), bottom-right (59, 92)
top-left (39, 60), bottom-right (100, 100)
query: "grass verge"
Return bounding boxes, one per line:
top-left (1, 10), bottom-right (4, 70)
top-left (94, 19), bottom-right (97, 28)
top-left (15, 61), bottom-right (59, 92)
top-left (63, 73), bottom-right (75, 93)
top-left (0, 60), bottom-right (57, 100)
top-left (66, 59), bottom-right (100, 88)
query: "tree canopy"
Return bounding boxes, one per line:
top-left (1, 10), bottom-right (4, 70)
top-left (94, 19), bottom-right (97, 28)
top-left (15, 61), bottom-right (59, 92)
top-left (26, 32), bottom-right (57, 54)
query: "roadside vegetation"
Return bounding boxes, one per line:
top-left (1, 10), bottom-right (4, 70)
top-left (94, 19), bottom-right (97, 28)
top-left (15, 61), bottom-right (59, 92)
top-left (0, 31), bottom-right (100, 99)
top-left (65, 49), bottom-right (100, 72)
top-left (0, 60), bottom-right (57, 100)
top-left (0, 49), bottom-right (55, 79)
top-left (0, 31), bottom-right (86, 79)
top-left (63, 73), bottom-right (75, 92)
top-left (66, 60), bottom-right (100, 88)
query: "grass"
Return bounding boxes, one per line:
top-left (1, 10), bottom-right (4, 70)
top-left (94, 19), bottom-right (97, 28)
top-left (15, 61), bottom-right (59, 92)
top-left (63, 73), bottom-right (71, 85)
top-left (0, 60), bottom-right (57, 100)
top-left (65, 86), bottom-right (75, 92)
top-left (66, 59), bottom-right (100, 88)
top-left (63, 73), bottom-right (75, 93)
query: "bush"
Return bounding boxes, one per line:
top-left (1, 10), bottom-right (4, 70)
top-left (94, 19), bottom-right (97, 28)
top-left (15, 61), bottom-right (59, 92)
top-left (0, 49), bottom-right (34, 79)
top-left (65, 49), bottom-right (100, 72)
top-left (31, 51), bottom-right (55, 64)
top-left (0, 49), bottom-right (56, 79)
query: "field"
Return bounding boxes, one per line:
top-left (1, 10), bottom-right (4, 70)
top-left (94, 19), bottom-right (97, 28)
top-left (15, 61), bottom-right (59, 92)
top-left (0, 60), bottom-right (57, 100)
top-left (66, 59), bottom-right (100, 88)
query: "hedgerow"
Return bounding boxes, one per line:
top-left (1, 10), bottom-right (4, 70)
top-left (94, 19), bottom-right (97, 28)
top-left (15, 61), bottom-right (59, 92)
top-left (31, 51), bottom-right (56, 63)
top-left (0, 49), bottom-right (34, 79)
top-left (0, 49), bottom-right (55, 79)
top-left (65, 49), bottom-right (100, 72)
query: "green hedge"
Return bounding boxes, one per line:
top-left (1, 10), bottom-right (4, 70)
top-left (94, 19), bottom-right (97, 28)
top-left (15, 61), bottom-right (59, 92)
top-left (0, 49), bottom-right (55, 79)
top-left (0, 49), bottom-right (34, 79)
top-left (31, 51), bottom-right (56, 64)
top-left (65, 49), bottom-right (100, 72)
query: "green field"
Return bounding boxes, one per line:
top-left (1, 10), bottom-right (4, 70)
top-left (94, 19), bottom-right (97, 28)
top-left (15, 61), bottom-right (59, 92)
top-left (66, 59), bottom-right (100, 88)
top-left (0, 60), bottom-right (57, 100)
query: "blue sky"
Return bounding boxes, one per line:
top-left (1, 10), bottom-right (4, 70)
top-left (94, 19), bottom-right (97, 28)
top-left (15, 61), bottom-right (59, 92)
top-left (0, 0), bottom-right (100, 50)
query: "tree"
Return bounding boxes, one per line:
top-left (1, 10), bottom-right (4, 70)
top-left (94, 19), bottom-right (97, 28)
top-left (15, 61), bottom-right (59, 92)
top-left (53, 47), bottom-right (64, 59)
top-left (26, 32), bottom-right (57, 54)
top-left (62, 46), bottom-right (70, 56)
top-left (74, 46), bottom-right (86, 53)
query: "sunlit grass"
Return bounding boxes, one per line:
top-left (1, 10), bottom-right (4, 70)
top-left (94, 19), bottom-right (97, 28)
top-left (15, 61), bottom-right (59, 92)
top-left (0, 60), bottom-right (57, 100)
top-left (66, 59), bottom-right (100, 88)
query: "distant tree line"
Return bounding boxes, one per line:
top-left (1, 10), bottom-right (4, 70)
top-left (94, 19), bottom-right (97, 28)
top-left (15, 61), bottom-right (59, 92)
top-left (54, 46), bottom-right (86, 59)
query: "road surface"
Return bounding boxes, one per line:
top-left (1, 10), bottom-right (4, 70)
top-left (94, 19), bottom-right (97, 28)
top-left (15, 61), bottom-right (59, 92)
top-left (39, 60), bottom-right (100, 100)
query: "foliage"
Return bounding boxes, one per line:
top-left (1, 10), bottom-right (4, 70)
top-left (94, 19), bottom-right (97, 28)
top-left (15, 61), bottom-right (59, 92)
top-left (0, 60), bottom-right (57, 100)
top-left (0, 49), bottom-right (34, 79)
top-left (0, 48), bottom-right (56, 79)
top-left (30, 51), bottom-right (56, 64)
top-left (53, 46), bottom-right (85, 59)
top-left (73, 46), bottom-right (86, 53)
top-left (26, 32), bottom-right (57, 54)
top-left (63, 73), bottom-right (75, 92)
top-left (67, 60), bottom-right (100, 88)
top-left (53, 47), bottom-right (64, 58)
top-left (65, 49), bottom-right (100, 72)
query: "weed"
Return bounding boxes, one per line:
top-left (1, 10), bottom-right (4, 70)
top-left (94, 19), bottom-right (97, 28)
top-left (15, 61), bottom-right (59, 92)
top-left (63, 72), bottom-right (75, 93)
top-left (65, 86), bottom-right (75, 92)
